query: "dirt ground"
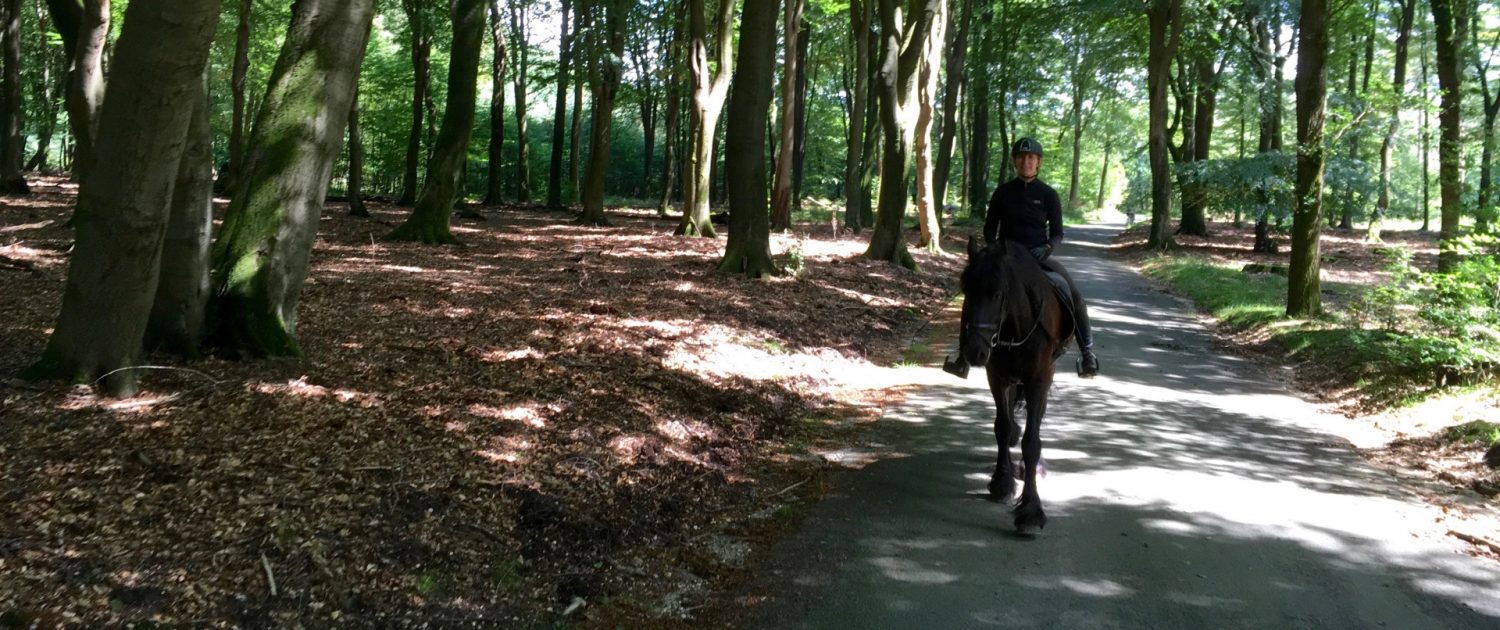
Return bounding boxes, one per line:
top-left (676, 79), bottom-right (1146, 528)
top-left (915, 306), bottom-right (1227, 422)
top-left (1113, 220), bottom-right (1500, 559)
top-left (0, 178), bottom-right (966, 627)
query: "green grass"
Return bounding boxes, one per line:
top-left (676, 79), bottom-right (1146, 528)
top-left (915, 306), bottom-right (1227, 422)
top-left (1442, 420), bottom-right (1500, 447)
top-left (1140, 257), bottom-right (1288, 330)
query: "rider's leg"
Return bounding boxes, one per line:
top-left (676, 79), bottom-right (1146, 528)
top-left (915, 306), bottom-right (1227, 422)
top-left (1041, 259), bottom-right (1099, 377)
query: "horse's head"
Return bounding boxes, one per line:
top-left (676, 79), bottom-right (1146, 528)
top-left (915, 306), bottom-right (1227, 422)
top-left (958, 236), bottom-right (1013, 367)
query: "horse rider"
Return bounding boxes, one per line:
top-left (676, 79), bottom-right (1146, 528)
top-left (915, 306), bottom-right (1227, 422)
top-left (945, 137), bottom-right (1100, 379)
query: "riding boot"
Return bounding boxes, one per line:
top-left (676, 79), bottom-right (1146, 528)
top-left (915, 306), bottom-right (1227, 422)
top-left (1073, 296), bottom-right (1100, 378)
top-left (942, 352), bottom-right (970, 379)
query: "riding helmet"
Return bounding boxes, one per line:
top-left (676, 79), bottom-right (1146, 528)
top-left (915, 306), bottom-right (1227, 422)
top-left (1011, 137), bottom-right (1043, 158)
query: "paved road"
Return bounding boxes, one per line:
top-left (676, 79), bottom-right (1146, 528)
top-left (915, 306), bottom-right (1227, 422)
top-left (738, 223), bottom-right (1500, 629)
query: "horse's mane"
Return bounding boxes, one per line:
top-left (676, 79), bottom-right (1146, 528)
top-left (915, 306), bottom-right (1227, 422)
top-left (961, 240), bottom-right (1051, 327)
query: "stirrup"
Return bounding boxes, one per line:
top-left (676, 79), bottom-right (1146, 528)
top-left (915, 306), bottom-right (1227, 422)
top-left (942, 355), bottom-right (970, 379)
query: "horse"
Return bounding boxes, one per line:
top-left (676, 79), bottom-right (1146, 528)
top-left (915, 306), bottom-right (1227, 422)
top-left (956, 237), bottom-right (1074, 535)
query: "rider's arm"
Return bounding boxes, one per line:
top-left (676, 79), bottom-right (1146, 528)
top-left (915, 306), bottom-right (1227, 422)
top-left (1046, 187), bottom-right (1064, 250)
top-left (983, 185), bottom-right (1004, 244)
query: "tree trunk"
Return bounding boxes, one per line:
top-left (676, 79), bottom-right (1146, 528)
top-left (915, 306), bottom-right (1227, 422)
top-left (1179, 55), bottom-right (1217, 236)
top-left (1147, 0), bottom-right (1182, 251)
top-left (0, 0), bottom-right (28, 192)
top-left (547, 0), bottom-right (570, 209)
top-left (844, 0), bottom-right (871, 232)
top-left (485, 0), bottom-right (507, 205)
top-left (912, 0), bottom-right (945, 252)
top-left (966, 2), bottom-right (994, 220)
top-left (398, 0), bottom-right (430, 206)
top-left (209, 0), bottom-right (375, 357)
top-left (25, 2), bottom-right (59, 172)
top-left (933, 0), bottom-right (972, 211)
top-left (658, 0), bottom-right (685, 217)
top-left (1421, 25), bottom-right (1431, 233)
top-left (348, 84), bottom-right (368, 216)
top-left (865, 0), bottom-right (941, 270)
top-left (1374, 0), bottom-right (1415, 242)
top-left (676, 0), bottom-right (735, 237)
top-left (791, 19), bottom-right (810, 206)
top-left (1066, 30), bottom-right (1087, 213)
top-left (1431, 0), bottom-right (1467, 272)
top-left (146, 75), bottom-right (213, 358)
top-left (770, 0), bottom-right (804, 232)
top-left (570, 2), bottom-right (588, 203)
top-left (511, 0), bottom-right (531, 202)
top-left (1288, 0), bottom-right (1329, 317)
top-left (390, 0), bottom-right (485, 242)
top-left (27, 0), bottom-right (219, 397)
top-left (227, 0), bottom-right (251, 191)
top-left (718, 0), bottom-right (778, 277)
top-left (1096, 137), bottom-right (1111, 209)
top-left (578, 0), bottom-right (628, 226)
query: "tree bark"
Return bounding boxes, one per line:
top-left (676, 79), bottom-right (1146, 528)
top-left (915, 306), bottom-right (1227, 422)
top-left (227, 0), bottom-right (251, 191)
top-left (1179, 51), bottom-right (1219, 236)
top-left (933, 0), bottom-right (972, 211)
top-left (1430, 0), bottom-right (1468, 272)
top-left (1288, 0), bottom-right (1329, 317)
top-left (209, 0), bottom-right (376, 357)
top-left (1065, 26), bottom-right (1088, 213)
top-left (511, 0), bottom-right (531, 202)
top-left (966, 2), bottom-right (995, 220)
top-left (912, 0), bottom-right (945, 252)
top-left (1472, 8), bottom-right (1498, 233)
top-left (865, 0), bottom-right (941, 270)
top-left (791, 18), bottom-right (810, 206)
top-left (718, 0), bottom-right (778, 277)
top-left (485, 0), bottom-right (508, 205)
top-left (1422, 24), bottom-right (1431, 232)
top-left (1373, 0), bottom-right (1415, 242)
top-left (390, 0), bottom-right (486, 242)
top-left (578, 0), bottom-right (628, 225)
top-left (844, 0), bottom-right (871, 232)
top-left (347, 85), bottom-right (369, 216)
top-left (27, 0), bottom-right (219, 397)
top-left (658, 0), bottom-right (686, 216)
top-left (146, 75), bottom-right (213, 358)
top-left (1147, 0), bottom-right (1183, 251)
top-left (770, 0), bottom-right (804, 232)
top-left (545, 0), bottom-right (570, 208)
top-left (676, 0), bottom-right (736, 237)
top-left (570, 0), bottom-right (588, 202)
top-left (0, 0), bottom-right (28, 192)
top-left (398, 0), bottom-right (431, 206)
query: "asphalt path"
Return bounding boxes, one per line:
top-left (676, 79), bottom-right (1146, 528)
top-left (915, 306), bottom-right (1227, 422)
top-left (738, 223), bottom-right (1500, 629)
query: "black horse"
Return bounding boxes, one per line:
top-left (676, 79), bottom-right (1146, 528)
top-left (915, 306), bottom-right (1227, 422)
top-left (956, 237), bottom-right (1074, 535)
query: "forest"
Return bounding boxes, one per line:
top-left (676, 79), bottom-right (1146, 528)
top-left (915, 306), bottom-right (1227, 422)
top-left (1, 0), bottom-right (1499, 625)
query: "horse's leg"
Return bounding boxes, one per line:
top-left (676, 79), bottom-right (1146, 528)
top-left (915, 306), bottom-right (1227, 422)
top-left (987, 376), bottom-right (1017, 502)
top-left (1013, 379), bottom-right (1050, 534)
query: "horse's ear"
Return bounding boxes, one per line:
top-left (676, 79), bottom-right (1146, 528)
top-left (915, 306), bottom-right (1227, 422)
top-left (967, 235), bottom-right (982, 258)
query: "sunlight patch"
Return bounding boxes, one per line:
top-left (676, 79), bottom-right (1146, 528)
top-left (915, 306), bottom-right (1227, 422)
top-left (468, 403), bottom-right (547, 428)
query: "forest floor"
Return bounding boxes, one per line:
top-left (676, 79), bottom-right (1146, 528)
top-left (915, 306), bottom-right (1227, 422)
top-left (1114, 221), bottom-right (1500, 559)
top-left (4, 180), bottom-right (1498, 627)
top-left (0, 177), bottom-right (966, 628)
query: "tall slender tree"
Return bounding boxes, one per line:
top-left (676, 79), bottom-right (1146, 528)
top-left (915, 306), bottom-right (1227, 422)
top-left (547, 0), bottom-right (571, 209)
top-left (1373, 0), bottom-right (1415, 242)
top-left (718, 0), bottom-right (779, 277)
top-left (389, 0), bottom-right (487, 242)
top-left (770, 0), bottom-right (805, 232)
top-left (0, 0), bottom-right (28, 192)
top-left (27, 0), bottom-right (220, 397)
top-left (485, 0), bottom-right (508, 205)
top-left (208, 0), bottom-right (376, 357)
top-left (579, 0), bottom-right (629, 225)
top-left (146, 75), bottom-right (214, 358)
top-left (933, 0), bottom-right (973, 210)
top-left (1471, 8), bottom-right (1498, 233)
top-left (1288, 0), bottom-right (1331, 317)
top-left (1146, 0), bottom-right (1183, 251)
top-left (658, 0), bottom-right (686, 217)
top-left (677, 0), bottom-right (736, 237)
top-left (1430, 0), bottom-right (1469, 271)
top-left (844, 0), bottom-right (872, 231)
top-left (510, 0), bottom-right (532, 202)
top-left (347, 85), bottom-right (369, 217)
top-left (966, 1), bottom-right (998, 220)
top-left (398, 0), bottom-right (433, 206)
top-left (912, 0), bottom-right (946, 252)
top-left (227, 0), bottom-right (251, 190)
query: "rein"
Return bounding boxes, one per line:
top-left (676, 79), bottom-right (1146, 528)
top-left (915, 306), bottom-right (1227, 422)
top-left (971, 295), bottom-right (1043, 350)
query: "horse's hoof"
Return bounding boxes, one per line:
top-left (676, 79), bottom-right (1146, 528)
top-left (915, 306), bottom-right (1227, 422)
top-left (1013, 501), bottom-right (1047, 533)
top-left (988, 476), bottom-right (1016, 503)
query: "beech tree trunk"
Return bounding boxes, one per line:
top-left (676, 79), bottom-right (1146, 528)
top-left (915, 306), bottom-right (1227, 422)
top-left (676, 0), bottom-right (735, 237)
top-left (0, 0), bottom-right (28, 192)
top-left (398, 0), bottom-right (431, 206)
top-left (658, 0), bottom-right (686, 217)
top-left (1288, 0), bottom-right (1329, 317)
top-left (1147, 0), bottom-right (1183, 251)
top-left (348, 85), bottom-right (369, 216)
top-left (569, 1), bottom-right (587, 203)
top-left (390, 0), bottom-right (486, 243)
top-left (844, 0), bottom-right (871, 231)
top-left (1431, 0), bottom-right (1468, 272)
top-left (865, 0), bottom-right (942, 270)
top-left (227, 0), bottom-right (251, 190)
top-left (966, 2), bottom-right (995, 220)
top-left (485, 0), bottom-right (507, 205)
top-left (1373, 0), bottom-right (1414, 242)
top-left (209, 0), bottom-right (376, 357)
top-left (27, 0), bottom-right (219, 397)
top-left (578, 0), bottom-right (628, 225)
top-left (912, 0), bottom-right (945, 252)
top-left (510, 0), bottom-right (531, 202)
top-left (718, 0), bottom-right (778, 277)
top-left (770, 0), bottom-right (804, 232)
top-left (547, 0), bottom-right (570, 209)
top-left (1179, 54), bottom-right (1218, 236)
top-left (933, 0), bottom-right (972, 211)
top-left (146, 75), bottom-right (213, 358)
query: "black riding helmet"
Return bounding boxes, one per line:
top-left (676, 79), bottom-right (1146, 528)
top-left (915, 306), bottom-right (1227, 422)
top-left (1011, 137), bottom-right (1043, 158)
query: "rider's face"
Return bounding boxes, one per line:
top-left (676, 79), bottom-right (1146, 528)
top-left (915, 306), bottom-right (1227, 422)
top-left (1013, 153), bottom-right (1041, 181)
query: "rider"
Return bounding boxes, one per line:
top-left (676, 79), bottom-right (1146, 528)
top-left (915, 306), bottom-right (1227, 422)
top-left (945, 137), bottom-right (1100, 378)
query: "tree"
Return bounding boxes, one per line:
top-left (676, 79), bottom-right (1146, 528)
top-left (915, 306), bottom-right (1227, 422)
top-left (389, 0), bottom-right (487, 242)
top-left (1372, 0), bottom-right (1416, 242)
top-left (44, 0), bottom-right (107, 183)
top-left (677, 0), bottom-right (735, 237)
top-left (348, 84), bottom-right (369, 217)
top-left (966, 1), bottom-right (998, 220)
top-left (844, 0), bottom-right (872, 231)
top-left (147, 77), bottom-right (214, 358)
top-left (209, 0), bottom-right (376, 357)
top-left (510, 0), bottom-right (532, 202)
top-left (770, 0), bottom-right (805, 232)
top-left (1471, 7), bottom-right (1498, 233)
top-left (1288, 0), bottom-right (1330, 317)
top-left (0, 0), bottom-right (28, 193)
top-left (398, 0), bottom-right (433, 206)
top-left (1431, 0), bottom-right (1469, 271)
top-left (864, 0), bottom-right (941, 270)
top-left (546, 0), bottom-right (571, 209)
top-left (227, 0), bottom-right (251, 190)
top-left (933, 0), bottom-right (973, 211)
top-left (485, 0), bottom-right (508, 205)
top-left (658, 0), bottom-right (686, 217)
top-left (911, 0), bottom-right (945, 252)
top-left (26, 0), bottom-right (220, 397)
top-left (1146, 0), bottom-right (1183, 251)
top-left (718, 0), bottom-right (779, 277)
top-left (579, 0), bottom-right (629, 225)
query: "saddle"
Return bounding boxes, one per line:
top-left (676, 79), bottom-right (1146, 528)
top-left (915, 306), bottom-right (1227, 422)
top-left (1041, 271), bottom-right (1077, 357)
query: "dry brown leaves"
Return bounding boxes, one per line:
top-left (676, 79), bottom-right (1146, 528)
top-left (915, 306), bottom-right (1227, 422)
top-left (0, 178), bottom-right (964, 627)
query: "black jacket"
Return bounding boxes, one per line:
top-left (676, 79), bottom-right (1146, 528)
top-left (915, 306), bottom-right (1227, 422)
top-left (983, 177), bottom-right (1064, 251)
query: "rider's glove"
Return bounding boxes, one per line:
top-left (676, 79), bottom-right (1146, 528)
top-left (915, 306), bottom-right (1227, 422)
top-left (1029, 244), bottom-right (1052, 262)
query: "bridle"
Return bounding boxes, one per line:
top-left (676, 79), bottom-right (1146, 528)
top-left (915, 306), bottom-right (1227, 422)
top-left (968, 292), bottom-right (1042, 350)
